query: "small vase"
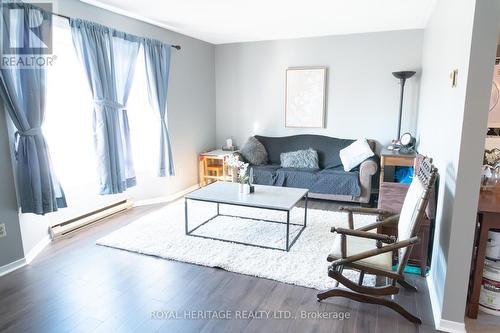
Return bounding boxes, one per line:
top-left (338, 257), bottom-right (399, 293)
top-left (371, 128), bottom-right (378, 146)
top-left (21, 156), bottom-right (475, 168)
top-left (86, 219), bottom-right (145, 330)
top-left (243, 184), bottom-right (251, 194)
top-left (239, 183), bottom-right (244, 193)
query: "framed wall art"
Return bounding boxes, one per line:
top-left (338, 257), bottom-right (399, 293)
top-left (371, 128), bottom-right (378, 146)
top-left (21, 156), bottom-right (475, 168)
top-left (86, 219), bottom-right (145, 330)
top-left (285, 67), bottom-right (327, 128)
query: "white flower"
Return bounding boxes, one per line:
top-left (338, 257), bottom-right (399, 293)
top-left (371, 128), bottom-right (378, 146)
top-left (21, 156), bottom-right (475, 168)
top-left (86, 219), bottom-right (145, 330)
top-left (226, 154), bottom-right (241, 168)
top-left (226, 154), bottom-right (250, 183)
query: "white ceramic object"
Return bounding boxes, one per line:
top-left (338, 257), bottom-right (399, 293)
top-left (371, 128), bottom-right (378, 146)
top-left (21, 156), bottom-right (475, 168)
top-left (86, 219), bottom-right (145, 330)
top-left (486, 230), bottom-right (500, 261)
top-left (479, 260), bottom-right (500, 316)
top-left (243, 184), bottom-right (251, 194)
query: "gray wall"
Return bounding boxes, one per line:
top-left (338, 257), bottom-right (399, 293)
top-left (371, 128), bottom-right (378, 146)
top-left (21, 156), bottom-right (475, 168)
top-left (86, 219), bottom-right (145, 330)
top-left (416, 0), bottom-right (500, 327)
top-left (1, 0), bottom-right (216, 267)
top-left (0, 104), bottom-right (24, 267)
top-left (215, 30), bottom-right (424, 149)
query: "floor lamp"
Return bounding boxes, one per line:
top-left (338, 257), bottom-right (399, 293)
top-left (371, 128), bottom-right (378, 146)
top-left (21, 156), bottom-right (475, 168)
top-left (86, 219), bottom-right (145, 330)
top-left (392, 71), bottom-right (416, 140)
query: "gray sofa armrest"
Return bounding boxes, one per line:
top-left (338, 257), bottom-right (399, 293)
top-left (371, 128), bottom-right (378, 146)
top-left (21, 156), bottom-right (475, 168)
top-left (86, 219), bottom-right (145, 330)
top-left (359, 158), bottom-right (378, 176)
top-left (358, 157), bottom-right (379, 204)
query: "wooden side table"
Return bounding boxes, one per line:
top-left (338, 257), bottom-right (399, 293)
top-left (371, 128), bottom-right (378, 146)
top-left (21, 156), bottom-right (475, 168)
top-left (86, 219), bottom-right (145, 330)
top-left (199, 149), bottom-right (234, 187)
top-left (379, 148), bottom-right (416, 184)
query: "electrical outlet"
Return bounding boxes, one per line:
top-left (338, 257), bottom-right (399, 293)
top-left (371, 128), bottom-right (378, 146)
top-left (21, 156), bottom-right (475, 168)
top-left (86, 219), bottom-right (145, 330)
top-left (0, 223), bottom-right (6, 238)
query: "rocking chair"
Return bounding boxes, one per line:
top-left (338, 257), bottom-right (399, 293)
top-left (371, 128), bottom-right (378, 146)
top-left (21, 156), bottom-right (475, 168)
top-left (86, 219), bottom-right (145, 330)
top-left (317, 157), bottom-right (437, 324)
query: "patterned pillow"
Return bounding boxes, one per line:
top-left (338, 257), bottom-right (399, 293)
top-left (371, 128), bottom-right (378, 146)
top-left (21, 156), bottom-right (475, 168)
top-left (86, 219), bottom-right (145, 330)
top-left (280, 148), bottom-right (319, 169)
top-left (239, 136), bottom-right (268, 165)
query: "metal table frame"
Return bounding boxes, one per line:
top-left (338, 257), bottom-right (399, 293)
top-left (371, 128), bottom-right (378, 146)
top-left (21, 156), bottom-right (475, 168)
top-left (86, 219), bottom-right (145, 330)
top-left (184, 193), bottom-right (308, 252)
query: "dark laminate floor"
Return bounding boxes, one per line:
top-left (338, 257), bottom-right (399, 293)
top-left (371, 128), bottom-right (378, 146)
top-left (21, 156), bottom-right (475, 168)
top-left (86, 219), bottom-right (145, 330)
top-left (0, 199), bottom-right (438, 333)
top-left (466, 312), bottom-right (500, 333)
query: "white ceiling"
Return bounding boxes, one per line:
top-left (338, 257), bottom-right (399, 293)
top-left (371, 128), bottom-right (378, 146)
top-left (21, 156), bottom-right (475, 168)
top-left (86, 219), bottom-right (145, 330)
top-left (81, 0), bottom-right (436, 44)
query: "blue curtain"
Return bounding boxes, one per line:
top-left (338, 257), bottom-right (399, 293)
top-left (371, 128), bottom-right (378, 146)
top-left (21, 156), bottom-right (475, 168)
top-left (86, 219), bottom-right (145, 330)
top-left (143, 38), bottom-right (174, 176)
top-left (70, 18), bottom-right (140, 194)
top-left (0, 3), bottom-right (66, 214)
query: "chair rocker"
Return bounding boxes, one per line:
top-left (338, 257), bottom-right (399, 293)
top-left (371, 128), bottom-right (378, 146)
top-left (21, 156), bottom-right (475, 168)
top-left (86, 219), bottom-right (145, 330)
top-left (317, 157), bottom-right (437, 324)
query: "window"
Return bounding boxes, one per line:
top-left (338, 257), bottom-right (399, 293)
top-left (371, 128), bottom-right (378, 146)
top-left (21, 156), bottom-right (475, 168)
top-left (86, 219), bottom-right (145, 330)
top-left (44, 18), bottom-right (95, 190)
top-left (43, 17), bottom-right (159, 223)
top-left (127, 46), bottom-right (160, 177)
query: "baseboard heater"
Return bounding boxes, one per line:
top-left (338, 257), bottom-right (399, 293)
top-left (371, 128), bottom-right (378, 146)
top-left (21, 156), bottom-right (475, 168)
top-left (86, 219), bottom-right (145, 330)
top-left (49, 199), bottom-right (133, 240)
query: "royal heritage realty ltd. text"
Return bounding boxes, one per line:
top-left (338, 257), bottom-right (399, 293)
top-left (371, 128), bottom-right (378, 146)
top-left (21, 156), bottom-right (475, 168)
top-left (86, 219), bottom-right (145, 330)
top-left (151, 310), bottom-right (351, 321)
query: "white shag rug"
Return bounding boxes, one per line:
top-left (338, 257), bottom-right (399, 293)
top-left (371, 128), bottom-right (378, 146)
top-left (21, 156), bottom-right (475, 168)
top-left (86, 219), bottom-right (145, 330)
top-left (97, 200), bottom-right (377, 290)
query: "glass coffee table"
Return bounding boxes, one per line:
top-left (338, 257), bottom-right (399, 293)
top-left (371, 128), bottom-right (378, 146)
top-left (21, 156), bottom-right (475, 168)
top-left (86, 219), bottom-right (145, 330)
top-left (184, 182), bottom-right (308, 251)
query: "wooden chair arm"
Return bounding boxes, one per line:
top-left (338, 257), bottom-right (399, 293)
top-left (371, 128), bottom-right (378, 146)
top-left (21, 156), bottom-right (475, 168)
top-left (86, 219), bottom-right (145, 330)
top-left (356, 214), bottom-right (400, 232)
top-left (339, 206), bottom-right (393, 229)
top-left (330, 236), bottom-right (419, 268)
top-left (339, 206), bottom-right (392, 216)
top-left (380, 214), bottom-right (400, 223)
top-left (331, 227), bottom-right (396, 245)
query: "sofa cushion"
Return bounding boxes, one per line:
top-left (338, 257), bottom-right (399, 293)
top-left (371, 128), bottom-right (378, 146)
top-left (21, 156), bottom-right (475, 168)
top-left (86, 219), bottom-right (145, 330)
top-left (249, 164), bottom-right (280, 185)
top-left (317, 169), bottom-right (361, 196)
top-left (255, 135), bottom-right (355, 169)
top-left (330, 235), bottom-right (393, 270)
top-left (280, 148), bottom-right (319, 169)
top-left (339, 138), bottom-right (375, 171)
top-left (267, 167), bottom-right (361, 197)
top-left (275, 168), bottom-right (319, 189)
top-left (240, 136), bottom-right (268, 165)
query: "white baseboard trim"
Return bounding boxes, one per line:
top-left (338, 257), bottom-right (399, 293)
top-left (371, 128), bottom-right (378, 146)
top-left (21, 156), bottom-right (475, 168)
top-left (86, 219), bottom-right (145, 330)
top-left (25, 234), bottom-right (51, 264)
top-left (134, 184), bottom-right (200, 207)
top-left (439, 319), bottom-right (467, 333)
top-left (0, 258), bottom-right (26, 277)
top-left (0, 234), bottom-right (51, 277)
top-left (426, 274), bottom-right (467, 333)
top-left (427, 274), bottom-right (443, 330)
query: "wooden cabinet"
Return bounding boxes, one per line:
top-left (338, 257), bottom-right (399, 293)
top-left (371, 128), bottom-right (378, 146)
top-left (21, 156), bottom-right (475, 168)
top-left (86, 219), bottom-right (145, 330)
top-left (379, 222), bottom-right (430, 276)
top-left (467, 186), bottom-right (500, 318)
top-left (377, 151), bottom-right (432, 276)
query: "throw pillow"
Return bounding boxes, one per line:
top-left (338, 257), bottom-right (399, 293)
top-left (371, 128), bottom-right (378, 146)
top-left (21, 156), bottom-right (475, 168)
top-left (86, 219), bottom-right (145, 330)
top-left (339, 138), bottom-right (375, 171)
top-left (280, 148), bottom-right (319, 169)
top-left (239, 136), bottom-right (268, 165)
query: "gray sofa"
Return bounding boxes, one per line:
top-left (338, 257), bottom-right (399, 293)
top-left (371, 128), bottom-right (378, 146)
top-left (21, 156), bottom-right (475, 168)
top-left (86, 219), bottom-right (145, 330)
top-left (237, 135), bottom-right (378, 204)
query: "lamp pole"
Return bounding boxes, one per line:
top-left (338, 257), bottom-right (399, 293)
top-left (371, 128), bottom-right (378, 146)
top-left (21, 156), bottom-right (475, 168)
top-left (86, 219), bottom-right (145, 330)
top-left (392, 71), bottom-right (416, 140)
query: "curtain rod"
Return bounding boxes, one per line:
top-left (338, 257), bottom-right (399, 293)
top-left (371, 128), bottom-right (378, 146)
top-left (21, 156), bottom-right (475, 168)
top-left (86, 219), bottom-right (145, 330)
top-left (51, 12), bottom-right (181, 50)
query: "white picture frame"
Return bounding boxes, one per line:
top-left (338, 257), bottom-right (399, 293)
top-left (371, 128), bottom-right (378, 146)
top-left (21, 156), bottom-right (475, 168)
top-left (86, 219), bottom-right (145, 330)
top-left (285, 67), bottom-right (327, 128)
